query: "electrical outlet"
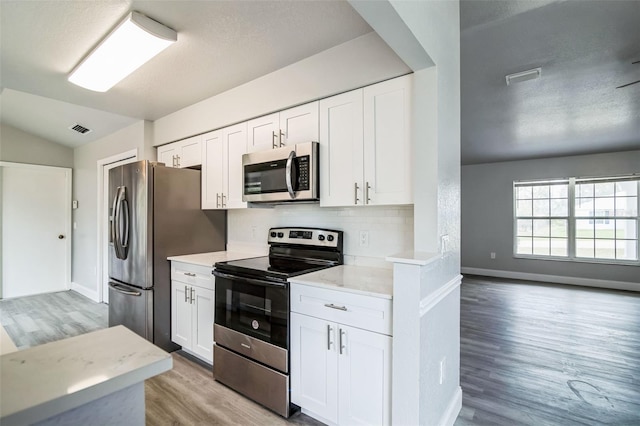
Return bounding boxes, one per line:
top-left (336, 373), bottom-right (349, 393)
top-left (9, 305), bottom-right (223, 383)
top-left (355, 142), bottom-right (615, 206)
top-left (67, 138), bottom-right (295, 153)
top-left (359, 230), bottom-right (369, 247)
top-left (490, 252), bottom-right (496, 259)
top-left (439, 357), bottom-right (446, 384)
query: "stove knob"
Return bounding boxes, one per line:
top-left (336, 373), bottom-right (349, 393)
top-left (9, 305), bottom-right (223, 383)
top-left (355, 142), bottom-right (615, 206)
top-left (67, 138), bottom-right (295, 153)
top-left (327, 235), bottom-right (335, 242)
top-left (270, 232), bottom-right (277, 238)
top-left (318, 235), bottom-right (325, 241)
top-left (277, 232), bottom-right (284, 238)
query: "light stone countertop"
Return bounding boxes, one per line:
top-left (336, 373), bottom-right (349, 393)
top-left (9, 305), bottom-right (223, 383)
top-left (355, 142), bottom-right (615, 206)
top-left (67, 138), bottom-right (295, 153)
top-left (167, 250), bottom-right (263, 267)
top-left (289, 265), bottom-right (393, 299)
top-left (0, 325), bottom-right (172, 426)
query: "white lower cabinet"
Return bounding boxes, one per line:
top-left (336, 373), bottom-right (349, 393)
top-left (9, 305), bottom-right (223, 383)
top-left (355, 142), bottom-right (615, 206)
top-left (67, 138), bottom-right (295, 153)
top-left (290, 284), bottom-right (392, 425)
top-left (170, 262), bottom-right (214, 364)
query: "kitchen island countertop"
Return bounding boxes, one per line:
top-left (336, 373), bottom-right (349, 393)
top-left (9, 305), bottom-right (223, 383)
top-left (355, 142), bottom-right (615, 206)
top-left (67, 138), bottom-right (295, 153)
top-left (290, 264), bottom-right (393, 299)
top-left (167, 250), bottom-right (262, 267)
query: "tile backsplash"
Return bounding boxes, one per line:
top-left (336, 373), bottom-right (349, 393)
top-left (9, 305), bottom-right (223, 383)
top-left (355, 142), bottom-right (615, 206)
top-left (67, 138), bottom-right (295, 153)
top-left (227, 204), bottom-right (414, 268)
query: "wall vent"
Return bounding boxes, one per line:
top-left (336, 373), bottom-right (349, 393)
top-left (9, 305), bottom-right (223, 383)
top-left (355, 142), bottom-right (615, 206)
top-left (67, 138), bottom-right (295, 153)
top-left (69, 123), bottom-right (92, 134)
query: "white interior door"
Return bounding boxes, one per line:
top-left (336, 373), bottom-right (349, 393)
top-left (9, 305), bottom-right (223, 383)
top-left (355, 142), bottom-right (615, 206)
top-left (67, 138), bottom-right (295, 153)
top-left (2, 164), bottom-right (71, 298)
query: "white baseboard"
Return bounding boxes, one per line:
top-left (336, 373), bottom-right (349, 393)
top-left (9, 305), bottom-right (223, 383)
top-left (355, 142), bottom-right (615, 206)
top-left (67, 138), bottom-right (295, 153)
top-left (70, 282), bottom-right (100, 302)
top-left (440, 386), bottom-right (462, 426)
top-left (461, 267), bottom-right (639, 292)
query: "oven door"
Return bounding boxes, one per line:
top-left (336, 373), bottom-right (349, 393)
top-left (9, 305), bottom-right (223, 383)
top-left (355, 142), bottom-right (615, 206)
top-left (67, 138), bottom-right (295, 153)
top-left (213, 271), bottom-right (289, 349)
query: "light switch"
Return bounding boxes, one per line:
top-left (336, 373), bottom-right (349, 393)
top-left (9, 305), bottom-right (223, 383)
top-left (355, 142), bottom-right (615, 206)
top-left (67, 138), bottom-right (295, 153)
top-left (72, 200), bottom-right (79, 209)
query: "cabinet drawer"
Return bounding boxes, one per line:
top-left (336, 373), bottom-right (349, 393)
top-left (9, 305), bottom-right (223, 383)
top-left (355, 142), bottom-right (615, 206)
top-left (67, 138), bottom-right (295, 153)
top-left (290, 284), bottom-right (392, 336)
top-left (171, 262), bottom-right (213, 290)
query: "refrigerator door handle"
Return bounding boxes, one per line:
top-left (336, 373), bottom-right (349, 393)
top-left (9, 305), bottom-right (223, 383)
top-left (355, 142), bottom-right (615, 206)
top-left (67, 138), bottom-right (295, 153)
top-left (109, 282), bottom-right (142, 296)
top-left (113, 186), bottom-right (123, 259)
top-left (121, 198), bottom-right (130, 249)
top-left (110, 186), bottom-right (119, 246)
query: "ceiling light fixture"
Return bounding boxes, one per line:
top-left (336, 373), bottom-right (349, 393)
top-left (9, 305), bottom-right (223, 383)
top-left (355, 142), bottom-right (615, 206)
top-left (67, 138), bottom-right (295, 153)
top-left (68, 11), bottom-right (177, 92)
top-left (505, 67), bottom-right (542, 86)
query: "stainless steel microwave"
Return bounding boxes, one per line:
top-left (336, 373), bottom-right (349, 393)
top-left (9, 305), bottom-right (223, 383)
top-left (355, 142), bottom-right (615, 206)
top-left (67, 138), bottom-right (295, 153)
top-left (242, 141), bottom-right (319, 203)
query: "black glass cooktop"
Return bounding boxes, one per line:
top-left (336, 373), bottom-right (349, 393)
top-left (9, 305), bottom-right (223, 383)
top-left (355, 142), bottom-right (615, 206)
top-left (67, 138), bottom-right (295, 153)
top-left (215, 256), bottom-right (333, 282)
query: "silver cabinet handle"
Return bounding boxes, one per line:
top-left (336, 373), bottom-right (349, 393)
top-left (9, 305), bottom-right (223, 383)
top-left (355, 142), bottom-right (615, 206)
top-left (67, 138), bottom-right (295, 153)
top-left (272, 131), bottom-right (277, 149)
top-left (327, 324), bottom-right (333, 350)
top-left (354, 183), bottom-right (359, 205)
top-left (324, 303), bottom-right (347, 311)
top-left (241, 343), bottom-right (251, 349)
top-left (366, 181), bottom-right (371, 204)
top-left (285, 150), bottom-right (296, 199)
top-left (172, 155), bottom-right (177, 167)
top-left (279, 130), bottom-right (285, 147)
top-left (190, 287), bottom-right (195, 304)
top-left (216, 193), bottom-right (221, 208)
top-left (183, 272), bottom-right (196, 277)
top-left (339, 328), bottom-right (345, 355)
top-left (176, 154), bottom-right (181, 168)
top-left (221, 193), bottom-right (226, 208)
top-left (184, 285), bottom-right (188, 303)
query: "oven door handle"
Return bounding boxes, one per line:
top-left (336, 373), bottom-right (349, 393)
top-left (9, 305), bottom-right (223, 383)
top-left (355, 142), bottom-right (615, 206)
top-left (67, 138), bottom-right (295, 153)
top-left (212, 270), bottom-right (288, 288)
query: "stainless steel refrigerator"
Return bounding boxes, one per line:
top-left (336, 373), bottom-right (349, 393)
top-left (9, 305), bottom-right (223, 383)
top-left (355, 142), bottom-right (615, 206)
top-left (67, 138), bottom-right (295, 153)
top-left (108, 160), bottom-right (226, 352)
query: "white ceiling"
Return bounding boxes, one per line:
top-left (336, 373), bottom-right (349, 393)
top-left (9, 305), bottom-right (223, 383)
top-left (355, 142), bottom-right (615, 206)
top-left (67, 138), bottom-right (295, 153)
top-left (2, 1), bottom-right (639, 163)
top-left (461, 0), bottom-right (640, 164)
top-left (0, 0), bottom-right (372, 148)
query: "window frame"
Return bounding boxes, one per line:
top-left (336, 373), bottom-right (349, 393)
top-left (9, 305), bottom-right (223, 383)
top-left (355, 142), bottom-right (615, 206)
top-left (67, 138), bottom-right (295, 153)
top-left (513, 175), bottom-right (640, 266)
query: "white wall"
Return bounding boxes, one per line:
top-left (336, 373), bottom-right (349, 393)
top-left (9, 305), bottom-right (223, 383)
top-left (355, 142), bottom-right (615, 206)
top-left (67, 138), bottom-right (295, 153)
top-left (71, 121), bottom-right (154, 299)
top-left (153, 32), bottom-right (411, 146)
top-left (227, 205), bottom-right (413, 267)
top-left (461, 150), bottom-right (640, 287)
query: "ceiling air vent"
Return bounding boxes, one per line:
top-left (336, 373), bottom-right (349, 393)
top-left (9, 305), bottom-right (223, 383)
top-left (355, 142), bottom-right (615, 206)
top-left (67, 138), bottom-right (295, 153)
top-left (69, 123), bottom-right (92, 134)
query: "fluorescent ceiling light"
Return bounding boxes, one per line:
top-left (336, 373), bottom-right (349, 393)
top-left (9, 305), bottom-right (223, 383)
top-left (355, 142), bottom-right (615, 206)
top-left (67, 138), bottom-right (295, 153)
top-left (505, 67), bottom-right (542, 86)
top-left (68, 11), bottom-right (177, 92)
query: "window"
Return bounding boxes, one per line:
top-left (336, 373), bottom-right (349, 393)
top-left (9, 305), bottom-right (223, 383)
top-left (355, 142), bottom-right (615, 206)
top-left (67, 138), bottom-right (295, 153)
top-left (514, 176), bottom-right (639, 264)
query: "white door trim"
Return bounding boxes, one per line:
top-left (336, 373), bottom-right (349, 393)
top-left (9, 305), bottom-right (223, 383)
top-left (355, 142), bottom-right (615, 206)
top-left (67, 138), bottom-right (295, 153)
top-left (96, 149), bottom-right (138, 303)
top-left (0, 161), bottom-right (72, 298)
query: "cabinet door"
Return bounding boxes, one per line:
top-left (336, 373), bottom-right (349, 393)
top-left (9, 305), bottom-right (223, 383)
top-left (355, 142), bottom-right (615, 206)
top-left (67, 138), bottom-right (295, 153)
top-left (201, 130), bottom-right (224, 209)
top-left (178, 135), bottom-right (202, 168)
top-left (338, 325), bottom-right (392, 426)
top-left (171, 281), bottom-right (192, 348)
top-left (290, 313), bottom-right (339, 424)
top-left (247, 112), bottom-right (279, 153)
top-left (363, 75), bottom-right (413, 205)
top-left (223, 122), bottom-right (248, 209)
top-left (157, 144), bottom-right (178, 168)
top-left (319, 89), bottom-right (364, 207)
top-left (279, 102), bottom-right (319, 146)
top-left (191, 286), bottom-right (214, 364)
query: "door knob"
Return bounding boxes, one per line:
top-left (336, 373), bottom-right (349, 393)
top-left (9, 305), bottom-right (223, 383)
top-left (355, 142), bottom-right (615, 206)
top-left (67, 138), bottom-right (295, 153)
top-left (58, 234), bottom-right (65, 239)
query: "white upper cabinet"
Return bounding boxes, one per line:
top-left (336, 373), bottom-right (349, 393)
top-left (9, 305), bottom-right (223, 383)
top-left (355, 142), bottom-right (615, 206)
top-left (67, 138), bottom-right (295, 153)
top-left (320, 74), bottom-right (413, 207)
top-left (201, 123), bottom-right (247, 210)
top-left (247, 102), bottom-right (319, 153)
top-left (157, 135), bottom-right (202, 168)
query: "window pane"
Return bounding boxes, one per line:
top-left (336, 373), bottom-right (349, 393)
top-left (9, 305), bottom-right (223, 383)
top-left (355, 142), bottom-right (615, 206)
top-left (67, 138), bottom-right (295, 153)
top-left (517, 186), bottom-right (532, 199)
top-left (576, 239), bottom-right (594, 258)
top-left (595, 239), bottom-right (616, 259)
top-left (550, 184), bottom-right (568, 198)
top-left (516, 237), bottom-right (532, 255)
top-left (615, 196), bottom-right (638, 216)
top-left (532, 185), bottom-right (549, 199)
top-left (517, 219), bottom-right (533, 236)
top-left (594, 182), bottom-right (615, 197)
top-left (616, 240), bottom-right (638, 260)
top-left (576, 219), bottom-right (594, 238)
top-left (532, 237), bottom-right (550, 255)
top-left (616, 219), bottom-right (637, 239)
top-left (550, 199), bottom-right (568, 216)
top-left (551, 219), bottom-right (567, 237)
top-left (616, 181), bottom-right (637, 196)
top-left (594, 221), bottom-right (615, 239)
top-left (550, 238), bottom-right (568, 256)
top-left (575, 198), bottom-right (594, 217)
top-left (533, 200), bottom-right (549, 217)
top-left (516, 200), bottom-right (532, 217)
top-left (533, 219), bottom-right (550, 237)
top-left (594, 197), bottom-right (613, 216)
top-left (577, 183), bottom-right (594, 198)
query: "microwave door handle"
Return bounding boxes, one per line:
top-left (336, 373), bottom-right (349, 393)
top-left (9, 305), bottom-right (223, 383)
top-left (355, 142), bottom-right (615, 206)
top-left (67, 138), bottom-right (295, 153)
top-left (285, 150), bottom-right (297, 199)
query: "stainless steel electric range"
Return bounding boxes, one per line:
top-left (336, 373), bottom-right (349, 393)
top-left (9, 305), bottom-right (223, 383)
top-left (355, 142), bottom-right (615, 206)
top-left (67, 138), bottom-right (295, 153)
top-left (212, 227), bottom-right (344, 417)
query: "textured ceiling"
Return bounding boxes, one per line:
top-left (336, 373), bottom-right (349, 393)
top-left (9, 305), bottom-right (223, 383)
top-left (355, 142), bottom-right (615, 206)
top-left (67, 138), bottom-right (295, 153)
top-left (0, 0), bottom-right (372, 147)
top-left (461, 0), bottom-right (640, 165)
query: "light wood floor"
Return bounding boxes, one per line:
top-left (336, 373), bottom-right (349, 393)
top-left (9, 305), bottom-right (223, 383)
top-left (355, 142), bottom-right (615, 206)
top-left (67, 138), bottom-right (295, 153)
top-left (2, 280), bottom-right (639, 425)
